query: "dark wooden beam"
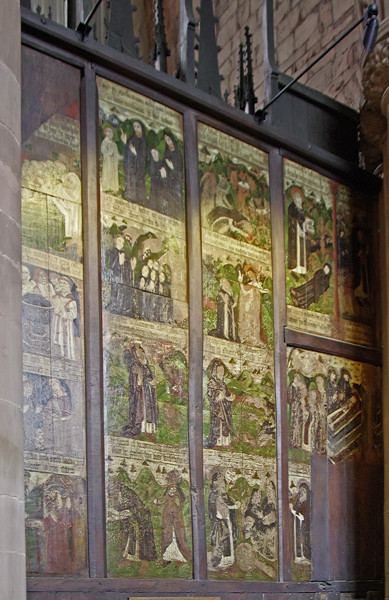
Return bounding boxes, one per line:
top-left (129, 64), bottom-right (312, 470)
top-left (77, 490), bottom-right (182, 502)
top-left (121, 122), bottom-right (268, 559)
top-left (284, 328), bottom-right (382, 366)
top-left (184, 109), bottom-right (207, 580)
top-left (26, 576), bottom-right (384, 594)
top-left (269, 149), bottom-right (291, 581)
top-left (80, 64), bottom-right (107, 577)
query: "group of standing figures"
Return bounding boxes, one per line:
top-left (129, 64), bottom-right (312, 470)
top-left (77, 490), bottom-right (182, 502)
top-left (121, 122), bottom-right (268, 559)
top-left (288, 367), bottom-right (362, 456)
top-left (22, 264), bottom-right (81, 360)
top-left (209, 265), bottom-right (270, 348)
top-left (208, 472), bottom-right (277, 570)
top-left (108, 470), bottom-right (191, 572)
top-left (105, 232), bottom-right (173, 323)
top-left (101, 120), bottom-right (184, 221)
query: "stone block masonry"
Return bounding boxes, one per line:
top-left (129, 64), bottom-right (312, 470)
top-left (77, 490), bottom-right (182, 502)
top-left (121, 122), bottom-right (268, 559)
top-left (214, 0), bottom-right (363, 111)
top-left (0, 0), bottom-right (25, 599)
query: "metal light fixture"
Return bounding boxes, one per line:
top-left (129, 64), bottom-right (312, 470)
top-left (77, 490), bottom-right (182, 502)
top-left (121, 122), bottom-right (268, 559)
top-left (255, 3), bottom-right (379, 123)
top-left (363, 3), bottom-right (379, 52)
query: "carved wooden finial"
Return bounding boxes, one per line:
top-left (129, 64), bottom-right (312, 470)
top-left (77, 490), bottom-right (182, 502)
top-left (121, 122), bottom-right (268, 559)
top-left (235, 42), bottom-right (245, 109)
top-left (153, 0), bottom-right (171, 73)
top-left (243, 26), bottom-right (257, 114)
top-left (235, 28), bottom-right (257, 114)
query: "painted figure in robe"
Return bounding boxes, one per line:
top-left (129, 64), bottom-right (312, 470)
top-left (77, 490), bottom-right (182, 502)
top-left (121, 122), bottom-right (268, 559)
top-left (290, 482), bottom-right (311, 563)
top-left (51, 276), bottom-right (80, 361)
top-left (123, 120), bottom-right (147, 204)
top-left (205, 359), bottom-right (234, 449)
top-left (108, 480), bottom-right (157, 574)
top-left (238, 265), bottom-right (269, 347)
top-left (208, 472), bottom-right (240, 569)
top-left (106, 234), bottom-right (136, 316)
top-left (101, 126), bottom-right (120, 193)
top-left (288, 372), bottom-right (308, 449)
top-left (121, 343), bottom-right (159, 438)
top-left (154, 470), bottom-right (191, 567)
top-left (288, 187), bottom-right (313, 275)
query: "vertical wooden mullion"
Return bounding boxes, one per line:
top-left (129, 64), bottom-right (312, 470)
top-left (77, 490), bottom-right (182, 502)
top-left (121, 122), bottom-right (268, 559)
top-left (184, 109), bottom-right (207, 580)
top-left (269, 149), bottom-right (291, 582)
top-left (80, 64), bottom-right (107, 578)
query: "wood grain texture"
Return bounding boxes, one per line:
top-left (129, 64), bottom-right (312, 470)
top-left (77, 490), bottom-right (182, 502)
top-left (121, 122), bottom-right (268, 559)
top-left (269, 149), bottom-right (290, 581)
top-left (80, 65), bottom-right (107, 577)
top-left (284, 328), bottom-right (381, 366)
top-left (184, 109), bottom-right (207, 580)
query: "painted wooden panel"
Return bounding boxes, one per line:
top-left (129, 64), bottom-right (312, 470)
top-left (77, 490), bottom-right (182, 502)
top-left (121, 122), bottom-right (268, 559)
top-left (21, 46), bottom-right (88, 575)
top-left (199, 123), bottom-right (277, 581)
top-left (98, 78), bottom-right (191, 578)
top-left (287, 348), bottom-right (383, 580)
top-left (20, 46), bottom-right (384, 590)
top-left (284, 160), bottom-right (376, 346)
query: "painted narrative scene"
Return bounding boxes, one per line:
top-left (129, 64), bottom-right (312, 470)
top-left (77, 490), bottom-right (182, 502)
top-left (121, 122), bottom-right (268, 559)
top-left (199, 124), bottom-right (277, 580)
top-left (21, 47), bottom-right (88, 575)
top-left (287, 348), bottom-right (383, 580)
top-left (98, 77), bottom-right (184, 221)
top-left (98, 78), bottom-right (192, 578)
top-left (285, 160), bottom-right (376, 347)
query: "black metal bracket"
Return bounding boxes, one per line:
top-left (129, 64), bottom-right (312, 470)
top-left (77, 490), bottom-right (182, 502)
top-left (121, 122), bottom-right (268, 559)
top-left (76, 0), bottom-right (105, 40)
top-left (255, 3), bottom-right (379, 124)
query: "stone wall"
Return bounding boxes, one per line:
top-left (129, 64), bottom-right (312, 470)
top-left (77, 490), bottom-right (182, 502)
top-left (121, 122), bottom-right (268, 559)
top-left (214, 0), bottom-right (365, 110)
top-left (122, 1), bottom-right (370, 111)
top-left (0, 0), bottom-right (24, 599)
top-left (275, 0), bottom-right (363, 108)
top-left (214, 0), bottom-right (262, 106)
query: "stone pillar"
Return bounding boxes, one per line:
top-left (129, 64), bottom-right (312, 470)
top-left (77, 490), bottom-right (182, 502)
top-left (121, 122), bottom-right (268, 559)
top-left (361, 16), bottom-right (389, 600)
top-left (0, 0), bottom-right (25, 599)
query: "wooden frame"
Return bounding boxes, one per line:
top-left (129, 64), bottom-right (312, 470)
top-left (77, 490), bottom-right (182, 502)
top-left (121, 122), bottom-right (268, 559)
top-left (21, 7), bottom-right (383, 598)
top-left (80, 65), bottom-right (107, 578)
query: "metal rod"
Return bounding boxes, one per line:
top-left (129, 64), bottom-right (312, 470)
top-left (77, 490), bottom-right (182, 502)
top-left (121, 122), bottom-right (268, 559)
top-left (258, 14), bottom-right (364, 117)
top-left (83, 0), bottom-right (104, 29)
top-left (76, 0), bottom-right (105, 39)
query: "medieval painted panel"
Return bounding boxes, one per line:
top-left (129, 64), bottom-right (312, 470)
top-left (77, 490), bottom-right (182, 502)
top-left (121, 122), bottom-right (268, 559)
top-left (203, 334), bottom-right (275, 457)
top-left (24, 471), bottom-right (87, 575)
top-left (287, 347), bottom-right (382, 580)
top-left (336, 185), bottom-right (376, 346)
top-left (106, 445), bottom-right (192, 578)
top-left (21, 46), bottom-right (87, 575)
top-left (101, 196), bottom-right (187, 325)
top-left (202, 236), bottom-right (273, 350)
top-left (99, 78), bottom-right (191, 578)
top-left (104, 321), bottom-right (188, 447)
top-left (198, 124), bottom-right (270, 250)
top-left (97, 77), bottom-right (185, 221)
top-left (284, 160), bottom-right (375, 345)
top-left (199, 124), bottom-right (276, 580)
top-left (203, 456), bottom-right (278, 581)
